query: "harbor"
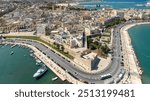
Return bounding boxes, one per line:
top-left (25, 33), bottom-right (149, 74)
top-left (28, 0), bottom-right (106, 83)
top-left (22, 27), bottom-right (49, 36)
top-left (0, 0), bottom-right (150, 84)
top-left (0, 39), bottom-right (85, 84)
top-left (0, 43), bottom-right (68, 84)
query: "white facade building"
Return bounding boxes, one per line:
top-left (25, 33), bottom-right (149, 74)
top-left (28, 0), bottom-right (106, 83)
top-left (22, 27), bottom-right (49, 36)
top-left (36, 24), bottom-right (47, 35)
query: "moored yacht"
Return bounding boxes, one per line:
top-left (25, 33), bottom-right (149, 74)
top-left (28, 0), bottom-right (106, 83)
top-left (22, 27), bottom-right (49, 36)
top-left (33, 66), bottom-right (47, 78)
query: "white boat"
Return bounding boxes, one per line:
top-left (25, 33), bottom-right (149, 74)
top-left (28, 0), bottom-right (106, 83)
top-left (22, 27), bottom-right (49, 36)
top-left (36, 59), bottom-right (42, 63)
top-left (135, 4), bottom-right (144, 7)
top-left (30, 50), bottom-right (33, 53)
top-left (36, 62), bottom-right (41, 66)
top-left (33, 66), bottom-right (47, 78)
top-left (52, 77), bottom-right (58, 81)
top-left (30, 53), bottom-right (33, 57)
top-left (4, 44), bottom-right (7, 46)
top-left (145, 1), bottom-right (150, 6)
top-left (11, 44), bottom-right (16, 48)
top-left (10, 51), bottom-right (14, 55)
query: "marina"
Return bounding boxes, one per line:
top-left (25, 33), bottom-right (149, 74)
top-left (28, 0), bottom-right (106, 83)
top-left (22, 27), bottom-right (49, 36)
top-left (0, 44), bottom-right (69, 84)
top-left (0, 0), bottom-right (149, 84)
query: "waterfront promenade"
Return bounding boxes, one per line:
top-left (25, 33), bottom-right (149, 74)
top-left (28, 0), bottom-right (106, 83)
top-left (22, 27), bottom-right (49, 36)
top-left (2, 22), bottom-right (145, 84)
top-left (1, 38), bottom-right (123, 84)
top-left (0, 20), bottom-right (126, 84)
top-left (1, 41), bottom-right (84, 84)
top-left (120, 22), bottom-right (150, 84)
top-left (1, 21), bottom-right (148, 84)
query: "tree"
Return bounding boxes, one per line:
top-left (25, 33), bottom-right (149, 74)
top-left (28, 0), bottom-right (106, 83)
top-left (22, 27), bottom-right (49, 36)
top-left (87, 36), bottom-right (93, 48)
top-left (60, 45), bottom-right (64, 51)
top-left (56, 44), bottom-right (60, 49)
top-left (101, 44), bottom-right (110, 54)
top-left (89, 43), bottom-right (97, 50)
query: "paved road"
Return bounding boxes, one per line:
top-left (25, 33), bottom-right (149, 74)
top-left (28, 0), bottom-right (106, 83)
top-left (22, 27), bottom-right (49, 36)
top-left (1, 22), bottom-right (135, 83)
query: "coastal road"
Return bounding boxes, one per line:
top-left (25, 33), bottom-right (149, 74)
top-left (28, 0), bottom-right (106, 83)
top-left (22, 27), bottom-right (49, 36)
top-left (1, 24), bottom-right (127, 83)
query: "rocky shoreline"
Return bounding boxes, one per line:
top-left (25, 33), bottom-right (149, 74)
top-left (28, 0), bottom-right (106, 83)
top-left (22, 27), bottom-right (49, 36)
top-left (120, 22), bottom-right (150, 84)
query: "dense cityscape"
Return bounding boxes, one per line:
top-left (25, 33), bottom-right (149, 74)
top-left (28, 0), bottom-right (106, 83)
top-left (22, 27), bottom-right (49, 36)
top-left (0, 0), bottom-right (150, 84)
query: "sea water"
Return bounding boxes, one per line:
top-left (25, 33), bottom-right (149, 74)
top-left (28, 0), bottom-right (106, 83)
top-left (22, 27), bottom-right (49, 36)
top-left (128, 24), bottom-right (150, 84)
top-left (80, 0), bottom-right (150, 9)
top-left (0, 45), bottom-right (68, 84)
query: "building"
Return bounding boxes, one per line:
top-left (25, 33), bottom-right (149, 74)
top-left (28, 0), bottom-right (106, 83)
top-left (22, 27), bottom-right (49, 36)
top-left (74, 52), bottom-right (100, 71)
top-left (117, 11), bottom-right (125, 19)
top-left (54, 34), bottom-right (63, 45)
top-left (36, 24), bottom-right (47, 35)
